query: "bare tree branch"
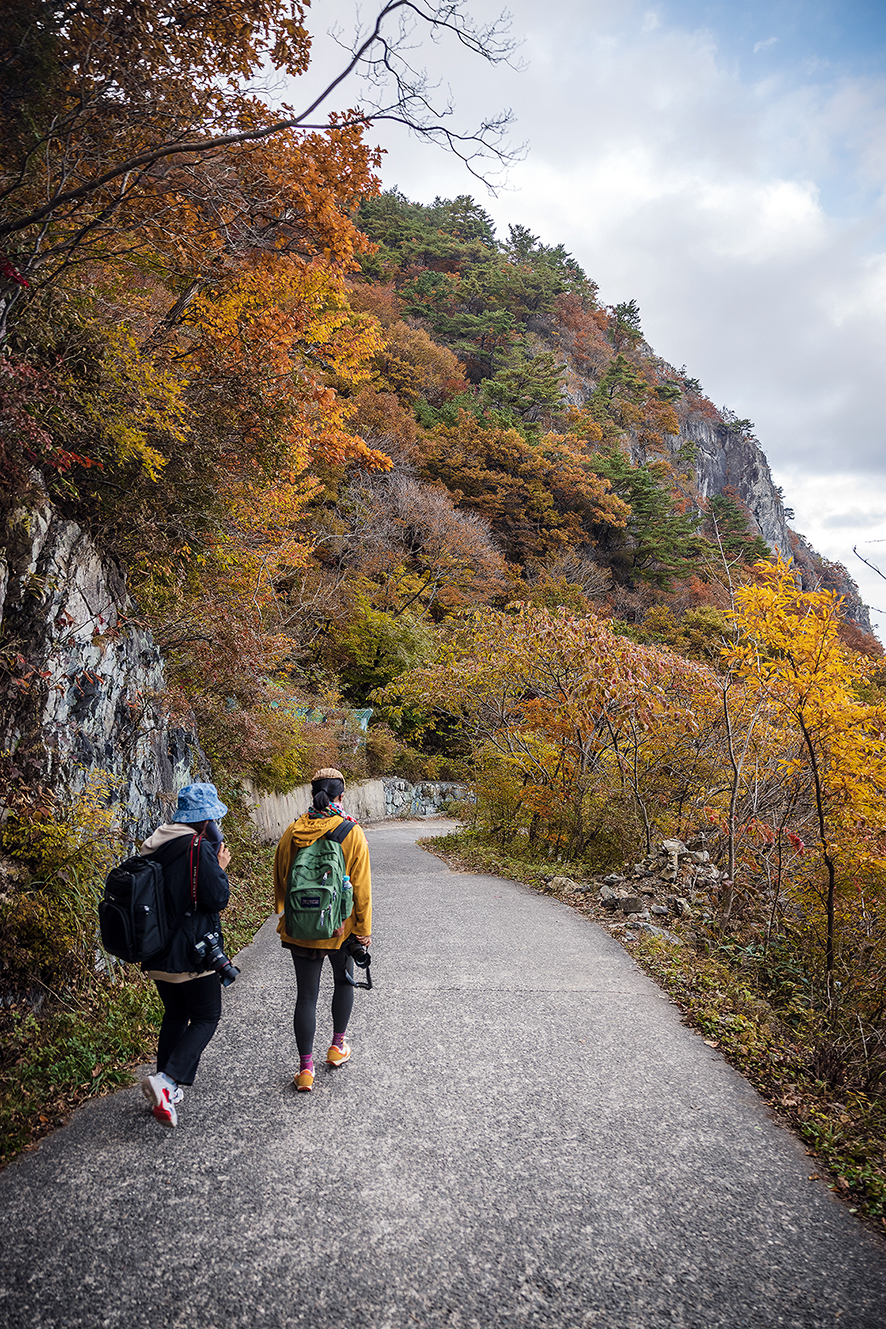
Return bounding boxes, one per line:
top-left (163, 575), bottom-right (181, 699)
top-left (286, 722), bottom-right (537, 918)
top-left (853, 542), bottom-right (886, 593)
top-left (0, 1), bottom-right (523, 266)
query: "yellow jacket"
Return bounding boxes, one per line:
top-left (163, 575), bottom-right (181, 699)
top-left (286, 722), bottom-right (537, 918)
top-left (273, 813), bottom-right (372, 949)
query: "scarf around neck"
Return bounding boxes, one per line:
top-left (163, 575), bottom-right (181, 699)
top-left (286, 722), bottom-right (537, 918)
top-left (308, 800), bottom-right (355, 822)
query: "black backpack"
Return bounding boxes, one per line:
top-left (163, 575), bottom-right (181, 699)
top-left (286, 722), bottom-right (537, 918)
top-left (99, 835), bottom-right (198, 964)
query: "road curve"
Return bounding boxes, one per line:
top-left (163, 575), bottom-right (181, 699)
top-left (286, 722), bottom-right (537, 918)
top-left (1, 819), bottom-right (885, 1329)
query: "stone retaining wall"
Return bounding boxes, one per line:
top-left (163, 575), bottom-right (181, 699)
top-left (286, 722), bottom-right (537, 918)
top-left (243, 778), bottom-right (387, 843)
top-left (383, 779), bottom-right (466, 818)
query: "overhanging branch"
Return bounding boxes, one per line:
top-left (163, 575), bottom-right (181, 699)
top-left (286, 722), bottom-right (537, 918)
top-left (0, 1), bottom-right (523, 247)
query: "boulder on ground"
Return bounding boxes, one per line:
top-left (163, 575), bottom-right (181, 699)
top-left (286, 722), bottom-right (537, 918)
top-left (619, 895), bottom-right (646, 914)
top-left (661, 838), bottom-right (688, 856)
top-left (549, 875), bottom-right (581, 892)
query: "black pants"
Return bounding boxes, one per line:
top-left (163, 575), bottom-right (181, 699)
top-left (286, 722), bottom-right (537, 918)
top-left (154, 974), bottom-right (222, 1085)
top-left (289, 947), bottom-right (354, 1055)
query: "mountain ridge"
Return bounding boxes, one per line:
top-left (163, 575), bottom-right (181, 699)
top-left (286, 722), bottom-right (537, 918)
top-left (356, 190), bottom-right (873, 634)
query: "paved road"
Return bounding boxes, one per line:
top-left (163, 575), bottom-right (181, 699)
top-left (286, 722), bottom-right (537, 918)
top-left (2, 820), bottom-right (886, 1329)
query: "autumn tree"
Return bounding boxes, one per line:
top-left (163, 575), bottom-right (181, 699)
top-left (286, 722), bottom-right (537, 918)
top-left (346, 282), bottom-right (467, 407)
top-left (339, 472), bottom-right (509, 615)
top-left (415, 410), bottom-right (628, 564)
top-left (726, 560), bottom-right (886, 1009)
top-left (379, 604), bottom-right (720, 864)
top-left (0, 1), bottom-right (520, 331)
top-left (553, 293), bottom-right (610, 377)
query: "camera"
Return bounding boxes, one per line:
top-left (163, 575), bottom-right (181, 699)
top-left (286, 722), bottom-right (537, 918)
top-left (343, 935), bottom-right (372, 989)
top-left (344, 936), bottom-right (370, 966)
top-left (192, 930), bottom-right (240, 986)
top-left (203, 820), bottom-right (224, 855)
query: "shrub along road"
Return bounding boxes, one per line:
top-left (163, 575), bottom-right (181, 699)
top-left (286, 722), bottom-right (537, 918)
top-left (1, 819), bottom-right (885, 1328)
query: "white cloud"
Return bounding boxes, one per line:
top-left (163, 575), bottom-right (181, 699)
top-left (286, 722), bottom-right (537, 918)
top-left (694, 179), bottom-right (825, 262)
top-left (778, 470), bottom-right (886, 634)
top-left (754, 37), bottom-right (778, 54)
top-left (821, 509), bottom-right (886, 530)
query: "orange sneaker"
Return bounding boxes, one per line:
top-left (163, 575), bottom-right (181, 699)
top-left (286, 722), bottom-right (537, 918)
top-left (294, 1068), bottom-right (314, 1092)
top-left (326, 1041), bottom-right (351, 1066)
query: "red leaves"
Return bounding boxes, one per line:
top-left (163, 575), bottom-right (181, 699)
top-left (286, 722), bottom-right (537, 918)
top-left (0, 355), bottom-right (107, 488)
top-left (0, 253), bottom-right (30, 289)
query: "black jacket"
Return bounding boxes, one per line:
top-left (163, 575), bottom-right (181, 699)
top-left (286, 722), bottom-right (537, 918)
top-left (141, 830), bottom-right (230, 975)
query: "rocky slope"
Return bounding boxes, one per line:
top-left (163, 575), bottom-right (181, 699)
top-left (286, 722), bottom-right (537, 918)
top-left (558, 330), bottom-right (873, 632)
top-left (676, 412), bottom-right (871, 631)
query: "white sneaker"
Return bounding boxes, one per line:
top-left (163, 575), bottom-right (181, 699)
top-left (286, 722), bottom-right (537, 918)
top-left (141, 1074), bottom-right (179, 1126)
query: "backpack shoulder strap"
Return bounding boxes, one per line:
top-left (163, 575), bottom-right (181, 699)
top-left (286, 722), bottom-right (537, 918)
top-left (324, 819), bottom-right (355, 846)
top-left (148, 834), bottom-right (195, 867)
top-left (140, 833), bottom-right (201, 965)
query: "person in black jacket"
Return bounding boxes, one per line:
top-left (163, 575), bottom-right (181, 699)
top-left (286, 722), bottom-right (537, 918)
top-left (139, 783), bottom-right (232, 1128)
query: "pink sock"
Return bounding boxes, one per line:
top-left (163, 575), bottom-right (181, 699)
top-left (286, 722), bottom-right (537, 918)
top-left (332, 1033), bottom-right (346, 1050)
top-left (299, 1054), bottom-right (314, 1072)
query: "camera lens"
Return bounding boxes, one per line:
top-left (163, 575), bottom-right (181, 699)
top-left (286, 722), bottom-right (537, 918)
top-left (217, 958), bottom-right (240, 987)
top-left (193, 931), bottom-right (239, 984)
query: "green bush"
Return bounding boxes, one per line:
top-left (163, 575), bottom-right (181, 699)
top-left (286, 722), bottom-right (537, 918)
top-left (0, 978), bottom-right (161, 1166)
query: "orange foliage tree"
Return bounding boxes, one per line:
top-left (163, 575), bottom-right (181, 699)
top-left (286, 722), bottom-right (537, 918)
top-left (380, 604), bottom-right (720, 865)
top-left (415, 410), bottom-right (629, 563)
top-left (1, 1), bottom-right (519, 330)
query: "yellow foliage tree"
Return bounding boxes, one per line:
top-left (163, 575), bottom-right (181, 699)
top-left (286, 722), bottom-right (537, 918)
top-left (726, 560), bottom-right (886, 1001)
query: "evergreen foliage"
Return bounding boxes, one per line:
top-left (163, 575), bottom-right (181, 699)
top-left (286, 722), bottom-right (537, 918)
top-left (708, 491), bottom-right (772, 565)
top-left (592, 452), bottom-right (707, 588)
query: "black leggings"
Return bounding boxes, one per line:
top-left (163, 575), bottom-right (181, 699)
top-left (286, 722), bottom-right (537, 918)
top-left (289, 947), bottom-right (355, 1055)
top-left (154, 974), bottom-right (222, 1085)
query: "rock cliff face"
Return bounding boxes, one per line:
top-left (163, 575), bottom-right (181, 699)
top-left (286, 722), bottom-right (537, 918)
top-left (0, 492), bottom-right (206, 841)
top-left (556, 326), bottom-right (874, 633)
top-left (669, 412), bottom-right (872, 632)
top-left (665, 414), bottom-right (792, 557)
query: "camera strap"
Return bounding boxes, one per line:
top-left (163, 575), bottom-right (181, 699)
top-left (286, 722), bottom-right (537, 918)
top-left (343, 951), bottom-right (372, 990)
top-left (187, 832), bottom-right (204, 906)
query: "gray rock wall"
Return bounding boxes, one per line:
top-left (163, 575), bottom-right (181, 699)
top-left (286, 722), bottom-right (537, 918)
top-left (242, 778), bottom-right (466, 842)
top-left (383, 779), bottom-right (467, 818)
top-left (0, 494), bottom-right (205, 841)
top-left (671, 415), bottom-right (793, 557)
top-left (636, 413), bottom-right (873, 632)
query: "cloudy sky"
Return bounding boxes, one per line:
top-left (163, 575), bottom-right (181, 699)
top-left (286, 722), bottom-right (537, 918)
top-left (291, 1), bottom-right (886, 636)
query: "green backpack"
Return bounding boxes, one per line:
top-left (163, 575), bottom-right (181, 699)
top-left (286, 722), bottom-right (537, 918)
top-left (284, 821), bottom-right (355, 941)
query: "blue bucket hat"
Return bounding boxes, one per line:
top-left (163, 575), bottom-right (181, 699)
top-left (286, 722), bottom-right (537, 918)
top-left (172, 782), bottom-right (228, 824)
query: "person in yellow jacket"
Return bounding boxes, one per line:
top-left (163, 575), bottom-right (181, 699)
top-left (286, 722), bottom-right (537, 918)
top-left (273, 768), bottom-right (372, 1092)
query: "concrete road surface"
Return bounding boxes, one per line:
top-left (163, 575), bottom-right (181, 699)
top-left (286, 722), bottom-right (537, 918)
top-left (1, 819), bottom-right (886, 1329)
